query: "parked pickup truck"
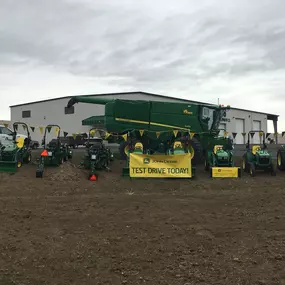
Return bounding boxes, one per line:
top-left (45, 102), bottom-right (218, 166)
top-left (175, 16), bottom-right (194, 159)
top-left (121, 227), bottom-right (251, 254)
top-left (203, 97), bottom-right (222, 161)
top-left (0, 124), bottom-right (27, 143)
top-left (59, 134), bottom-right (88, 149)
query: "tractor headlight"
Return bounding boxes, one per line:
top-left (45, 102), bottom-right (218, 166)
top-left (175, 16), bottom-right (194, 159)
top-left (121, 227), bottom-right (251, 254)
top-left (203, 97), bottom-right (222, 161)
top-left (91, 154), bottom-right (97, 159)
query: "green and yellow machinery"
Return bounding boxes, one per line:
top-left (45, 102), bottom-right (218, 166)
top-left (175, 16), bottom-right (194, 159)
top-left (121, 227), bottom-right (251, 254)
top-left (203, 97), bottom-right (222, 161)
top-left (67, 96), bottom-right (233, 161)
top-left (242, 130), bottom-right (276, 177)
top-left (277, 145), bottom-right (285, 171)
top-left (80, 128), bottom-right (114, 181)
top-left (0, 122), bottom-right (32, 173)
top-left (205, 144), bottom-right (241, 178)
top-left (36, 124), bottom-right (73, 178)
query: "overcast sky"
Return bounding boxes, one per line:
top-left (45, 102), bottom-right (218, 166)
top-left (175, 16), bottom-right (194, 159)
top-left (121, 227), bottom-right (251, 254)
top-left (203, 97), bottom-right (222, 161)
top-left (1, 0), bottom-right (285, 131)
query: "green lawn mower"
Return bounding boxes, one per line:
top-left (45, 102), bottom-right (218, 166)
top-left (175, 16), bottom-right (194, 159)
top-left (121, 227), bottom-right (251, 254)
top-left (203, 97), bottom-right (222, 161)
top-left (80, 128), bottom-right (114, 181)
top-left (204, 144), bottom-right (241, 178)
top-left (242, 130), bottom-right (276, 177)
top-left (0, 122), bottom-right (32, 173)
top-left (36, 124), bottom-right (73, 178)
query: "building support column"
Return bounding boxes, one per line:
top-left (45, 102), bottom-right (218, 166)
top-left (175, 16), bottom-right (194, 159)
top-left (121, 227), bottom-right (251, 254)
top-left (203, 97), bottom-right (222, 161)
top-left (273, 119), bottom-right (278, 144)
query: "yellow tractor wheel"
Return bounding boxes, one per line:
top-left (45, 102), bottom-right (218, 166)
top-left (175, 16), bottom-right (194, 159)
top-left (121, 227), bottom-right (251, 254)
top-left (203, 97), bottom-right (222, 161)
top-left (17, 161), bottom-right (22, 168)
top-left (277, 153), bottom-right (281, 167)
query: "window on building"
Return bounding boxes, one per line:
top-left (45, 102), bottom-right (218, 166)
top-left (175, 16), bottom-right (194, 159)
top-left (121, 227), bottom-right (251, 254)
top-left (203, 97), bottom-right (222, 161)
top-left (22, 110), bottom-right (31, 118)
top-left (65, 106), bottom-right (74, 114)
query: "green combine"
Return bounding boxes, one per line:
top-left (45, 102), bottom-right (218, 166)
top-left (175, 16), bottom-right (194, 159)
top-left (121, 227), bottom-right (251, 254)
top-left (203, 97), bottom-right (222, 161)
top-left (0, 122), bottom-right (32, 173)
top-left (242, 130), bottom-right (276, 177)
top-left (67, 96), bottom-right (233, 166)
top-left (80, 128), bottom-right (114, 180)
top-left (36, 124), bottom-right (73, 178)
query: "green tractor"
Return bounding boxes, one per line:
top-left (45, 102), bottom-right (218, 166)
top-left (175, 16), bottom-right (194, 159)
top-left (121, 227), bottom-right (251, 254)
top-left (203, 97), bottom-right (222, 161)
top-left (0, 122), bottom-right (32, 173)
top-left (80, 128), bottom-right (114, 180)
top-left (277, 145), bottom-right (285, 171)
top-left (242, 130), bottom-right (276, 177)
top-left (36, 124), bottom-right (73, 178)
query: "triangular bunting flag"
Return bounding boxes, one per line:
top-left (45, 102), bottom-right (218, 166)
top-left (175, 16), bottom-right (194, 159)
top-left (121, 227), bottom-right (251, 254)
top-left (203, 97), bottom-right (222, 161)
top-left (105, 132), bottom-right (111, 139)
top-left (242, 132), bottom-right (246, 137)
top-left (190, 132), bottom-right (195, 139)
top-left (4, 123), bottom-right (8, 128)
top-left (139, 130), bottom-right (144, 136)
top-left (224, 131), bottom-right (228, 137)
top-left (232, 132), bottom-right (237, 139)
top-left (72, 133), bottom-right (77, 139)
top-left (54, 127), bottom-right (59, 136)
top-left (90, 130), bottom-right (96, 137)
top-left (46, 126), bottom-right (52, 133)
top-left (30, 127), bottom-right (35, 132)
top-left (266, 133), bottom-right (271, 138)
top-left (122, 133), bottom-right (128, 141)
top-left (250, 132), bottom-right (255, 138)
top-left (39, 127), bottom-right (43, 134)
top-left (64, 132), bottom-right (68, 137)
top-left (259, 131), bottom-right (263, 137)
top-left (173, 130), bottom-right (178, 137)
top-left (282, 132), bottom-right (285, 137)
top-left (274, 132), bottom-right (278, 137)
top-left (156, 132), bottom-right (160, 138)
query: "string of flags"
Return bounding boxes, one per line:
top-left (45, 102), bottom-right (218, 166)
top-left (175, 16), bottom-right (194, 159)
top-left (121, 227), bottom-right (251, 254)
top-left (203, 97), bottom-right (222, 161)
top-left (4, 123), bottom-right (284, 140)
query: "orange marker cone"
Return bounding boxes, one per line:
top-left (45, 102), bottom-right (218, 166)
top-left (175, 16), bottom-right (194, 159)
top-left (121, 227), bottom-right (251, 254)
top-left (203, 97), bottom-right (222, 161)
top-left (89, 174), bottom-right (97, 181)
top-left (41, 149), bottom-right (48, 157)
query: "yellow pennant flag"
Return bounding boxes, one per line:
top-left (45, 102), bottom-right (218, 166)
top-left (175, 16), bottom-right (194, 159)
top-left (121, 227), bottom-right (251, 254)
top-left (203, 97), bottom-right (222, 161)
top-left (122, 133), bottom-right (128, 141)
top-left (54, 127), bottom-right (59, 136)
top-left (39, 127), bottom-right (44, 134)
top-left (274, 132), bottom-right (278, 137)
top-left (242, 132), bottom-right (246, 137)
top-left (190, 132), bottom-right (195, 139)
top-left (105, 132), bottom-right (111, 139)
top-left (224, 131), bottom-right (228, 137)
top-left (139, 130), bottom-right (144, 136)
top-left (4, 123), bottom-right (8, 128)
top-left (173, 130), bottom-right (178, 137)
top-left (259, 132), bottom-right (263, 137)
top-left (156, 132), bottom-right (160, 138)
top-left (72, 133), bottom-right (77, 139)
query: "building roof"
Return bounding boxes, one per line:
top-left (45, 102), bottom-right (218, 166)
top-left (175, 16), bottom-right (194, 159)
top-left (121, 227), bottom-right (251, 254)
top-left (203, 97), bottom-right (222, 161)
top-left (9, 91), bottom-right (279, 119)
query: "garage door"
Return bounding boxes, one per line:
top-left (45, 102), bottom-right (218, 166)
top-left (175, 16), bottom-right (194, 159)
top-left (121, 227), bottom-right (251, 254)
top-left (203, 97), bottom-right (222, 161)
top-left (235, 119), bottom-right (245, 144)
top-left (252, 120), bottom-right (261, 144)
top-left (219, 123), bottom-right (226, 137)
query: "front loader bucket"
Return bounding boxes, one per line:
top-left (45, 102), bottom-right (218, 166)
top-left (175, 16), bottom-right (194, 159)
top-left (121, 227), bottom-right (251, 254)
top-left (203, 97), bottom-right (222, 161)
top-left (0, 160), bottom-right (18, 173)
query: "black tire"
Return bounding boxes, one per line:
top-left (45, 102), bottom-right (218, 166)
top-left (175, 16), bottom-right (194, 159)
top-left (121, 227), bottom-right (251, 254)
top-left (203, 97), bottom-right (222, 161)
top-left (242, 155), bottom-right (248, 173)
top-left (277, 150), bottom-right (285, 171)
top-left (271, 163), bottom-right (277, 176)
top-left (189, 137), bottom-right (203, 165)
top-left (119, 141), bottom-right (128, 160)
top-left (249, 164), bottom-right (256, 177)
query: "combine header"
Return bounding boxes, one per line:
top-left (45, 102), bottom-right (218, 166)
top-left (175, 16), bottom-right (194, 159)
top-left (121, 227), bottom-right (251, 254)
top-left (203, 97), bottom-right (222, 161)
top-left (80, 128), bottom-right (114, 181)
top-left (36, 124), bottom-right (73, 178)
top-left (0, 122), bottom-right (32, 173)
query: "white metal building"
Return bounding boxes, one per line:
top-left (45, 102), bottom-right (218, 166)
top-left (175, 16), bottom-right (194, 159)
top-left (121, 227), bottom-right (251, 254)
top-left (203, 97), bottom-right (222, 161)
top-left (9, 91), bottom-right (279, 144)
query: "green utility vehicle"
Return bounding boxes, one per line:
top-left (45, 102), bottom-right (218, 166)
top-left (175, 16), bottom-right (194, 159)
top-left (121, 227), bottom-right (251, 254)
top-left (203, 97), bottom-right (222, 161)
top-left (80, 128), bottom-right (114, 180)
top-left (0, 122), bottom-right (32, 173)
top-left (36, 124), bottom-right (73, 178)
top-left (242, 130), bottom-right (276, 177)
top-left (67, 96), bottom-right (233, 165)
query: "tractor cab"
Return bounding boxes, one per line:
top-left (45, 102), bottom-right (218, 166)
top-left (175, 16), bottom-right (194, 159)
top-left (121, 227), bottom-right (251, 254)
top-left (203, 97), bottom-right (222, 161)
top-left (242, 130), bottom-right (276, 176)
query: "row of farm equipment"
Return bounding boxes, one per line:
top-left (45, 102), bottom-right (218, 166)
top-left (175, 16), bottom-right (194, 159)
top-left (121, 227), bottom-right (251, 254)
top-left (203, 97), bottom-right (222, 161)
top-left (1, 96), bottom-right (285, 179)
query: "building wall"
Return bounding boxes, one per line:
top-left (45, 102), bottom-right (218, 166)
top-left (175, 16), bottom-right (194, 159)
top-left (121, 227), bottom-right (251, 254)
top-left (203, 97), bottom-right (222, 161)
top-left (10, 92), bottom-right (269, 144)
top-left (219, 109), bottom-right (268, 144)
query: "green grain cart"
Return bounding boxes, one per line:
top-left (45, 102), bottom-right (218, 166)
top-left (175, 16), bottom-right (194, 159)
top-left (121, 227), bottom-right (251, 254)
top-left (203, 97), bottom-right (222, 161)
top-left (67, 96), bottom-right (233, 164)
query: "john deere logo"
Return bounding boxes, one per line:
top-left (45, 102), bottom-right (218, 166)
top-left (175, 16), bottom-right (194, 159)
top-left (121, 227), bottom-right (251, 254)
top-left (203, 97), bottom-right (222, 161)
top-left (143, 158), bottom-right (150, 164)
top-left (183, 109), bottom-right (193, 115)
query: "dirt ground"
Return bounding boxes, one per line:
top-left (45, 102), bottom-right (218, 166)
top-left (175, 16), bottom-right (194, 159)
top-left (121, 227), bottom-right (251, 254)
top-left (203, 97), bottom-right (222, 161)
top-left (0, 153), bottom-right (285, 285)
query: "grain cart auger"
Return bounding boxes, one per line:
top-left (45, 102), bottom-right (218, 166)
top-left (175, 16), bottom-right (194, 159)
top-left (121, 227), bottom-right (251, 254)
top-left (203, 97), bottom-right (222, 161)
top-left (80, 128), bottom-right (114, 181)
top-left (36, 124), bottom-right (73, 178)
top-left (277, 144), bottom-right (285, 171)
top-left (67, 96), bottom-right (233, 172)
top-left (242, 130), bottom-right (276, 177)
top-left (0, 122), bottom-right (32, 173)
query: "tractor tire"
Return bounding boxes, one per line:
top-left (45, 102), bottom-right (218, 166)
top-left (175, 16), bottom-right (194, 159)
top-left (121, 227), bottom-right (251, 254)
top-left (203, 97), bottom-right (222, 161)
top-left (270, 163), bottom-right (277, 176)
top-left (24, 153), bottom-right (32, 164)
top-left (277, 150), bottom-right (285, 171)
top-left (242, 156), bottom-right (248, 173)
top-left (189, 137), bottom-right (203, 166)
top-left (119, 141), bottom-right (128, 160)
top-left (249, 164), bottom-right (256, 177)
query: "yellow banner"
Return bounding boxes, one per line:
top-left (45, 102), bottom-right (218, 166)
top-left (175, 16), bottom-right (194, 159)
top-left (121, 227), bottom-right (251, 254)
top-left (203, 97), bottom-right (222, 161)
top-left (129, 153), bottom-right (192, 178)
top-left (211, 167), bottom-right (240, 178)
